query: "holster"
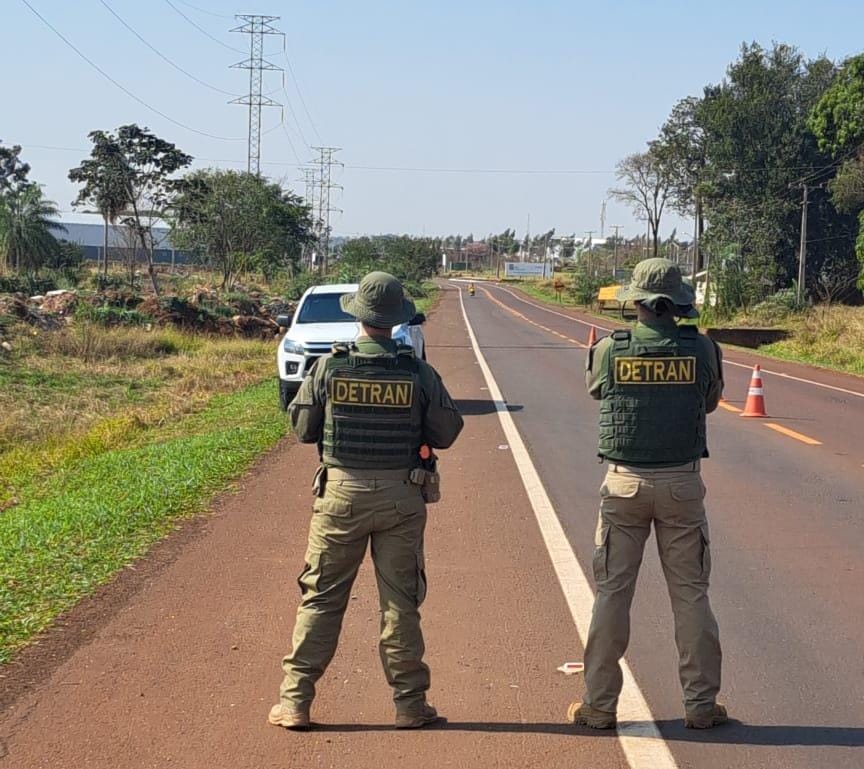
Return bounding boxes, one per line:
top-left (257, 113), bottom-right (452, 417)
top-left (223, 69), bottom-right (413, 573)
top-left (410, 461), bottom-right (441, 504)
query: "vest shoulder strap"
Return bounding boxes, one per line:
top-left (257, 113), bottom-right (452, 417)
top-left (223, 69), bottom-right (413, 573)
top-left (611, 329), bottom-right (631, 351)
top-left (676, 324), bottom-right (701, 350)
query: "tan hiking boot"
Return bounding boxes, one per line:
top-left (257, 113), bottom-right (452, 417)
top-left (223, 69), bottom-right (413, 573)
top-left (684, 703), bottom-right (728, 729)
top-left (268, 702), bottom-right (311, 731)
top-left (394, 702), bottom-right (441, 729)
top-left (566, 701), bottom-right (617, 729)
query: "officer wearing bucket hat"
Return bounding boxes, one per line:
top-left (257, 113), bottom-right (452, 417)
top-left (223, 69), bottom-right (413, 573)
top-left (569, 258), bottom-right (727, 730)
top-left (270, 272), bottom-right (463, 731)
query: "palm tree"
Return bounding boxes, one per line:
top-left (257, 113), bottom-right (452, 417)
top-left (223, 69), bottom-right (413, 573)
top-left (0, 184), bottom-right (65, 275)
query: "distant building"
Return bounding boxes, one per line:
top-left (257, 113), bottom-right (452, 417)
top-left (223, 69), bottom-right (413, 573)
top-left (58, 221), bottom-right (195, 266)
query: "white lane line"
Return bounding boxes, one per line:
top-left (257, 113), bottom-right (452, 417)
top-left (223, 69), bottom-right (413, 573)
top-left (722, 359), bottom-right (864, 399)
top-left (483, 283), bottom-right (864, 400)
top-left (457, 288), bottom-right (678, 769)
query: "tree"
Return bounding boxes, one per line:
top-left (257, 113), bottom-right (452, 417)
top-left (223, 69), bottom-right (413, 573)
top-left (0, 141), bottom-right (30, 193)
top-left (694, 43), bottom-right (846, 298)
top-left (68, 138), bottom-right (130, 282)
top-left (652, 97), bottom-right (707, 271)
top-left (0, 183), bottom-right (64, 274)
top-left (69, 125), bottom-right (192, 295)
top-left (171, 169), bottom-right (313, 288)
top-left (336, 236), bottom-right (439, 287)
top-left (608, 149), bottom-right (671, 258)
top-left (809, 53), bottom-right (864, 288)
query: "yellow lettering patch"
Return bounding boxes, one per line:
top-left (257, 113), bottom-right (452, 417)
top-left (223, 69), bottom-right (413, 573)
top-left (331, 377), bottom-right (414, 407)
top-left (614, 356), bottom-right (696, 385)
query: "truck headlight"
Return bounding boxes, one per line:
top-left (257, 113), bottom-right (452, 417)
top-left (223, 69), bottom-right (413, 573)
top-left (282, 338), bottom-right (305, 355)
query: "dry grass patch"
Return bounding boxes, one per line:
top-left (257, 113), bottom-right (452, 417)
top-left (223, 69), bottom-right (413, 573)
top-left (759, 305), bottom-right (864, 375)
top-left (0, 322), bottom-right (276, 506)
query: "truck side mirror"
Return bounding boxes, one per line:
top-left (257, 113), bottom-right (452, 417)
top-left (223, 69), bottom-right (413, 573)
top-left (276, 314), bottom-right (293, 329)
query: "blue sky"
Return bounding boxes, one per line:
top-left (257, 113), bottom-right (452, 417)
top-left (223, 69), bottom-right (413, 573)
top-left (4, 0), bottom-right (863, 239)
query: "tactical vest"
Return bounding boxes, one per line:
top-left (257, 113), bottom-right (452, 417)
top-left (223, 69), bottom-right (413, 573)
top-left (598, 325), bottom-right (710, 466)
top-left (321, 344), bottom-right (423, 470)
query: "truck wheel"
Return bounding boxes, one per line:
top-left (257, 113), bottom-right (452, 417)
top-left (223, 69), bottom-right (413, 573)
top-left (279, 380), bottom-right (298, 411)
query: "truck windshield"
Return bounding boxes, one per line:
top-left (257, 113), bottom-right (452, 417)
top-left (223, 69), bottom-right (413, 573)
top-left (296, 293), bottom-right (356, 323)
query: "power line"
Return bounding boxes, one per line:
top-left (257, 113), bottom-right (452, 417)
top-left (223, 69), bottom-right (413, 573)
top-left (172, 0), bottom-right (233, 19)
top-left (279, 109), bottom-right (303, 166)
top-left (787, 140), bottom-right (864, 187)
top-left (280, 34), bottom-right (322, 145)
top-left (278, 71), bottom-right (309, 150)
top-left (163, 0), bottom-right (245, 54)
top-left (97, 0), bottom-right (240, 97)
top-left (19, 0), bottom-right (245, 142)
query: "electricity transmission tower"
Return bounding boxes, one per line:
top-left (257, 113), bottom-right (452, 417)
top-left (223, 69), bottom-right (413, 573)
top-left (299, 165), bottom-right (320, 269)
top-left (230, 15), bottom-right (282, 175)
top-left (311, 146), bottom-right (342, 274)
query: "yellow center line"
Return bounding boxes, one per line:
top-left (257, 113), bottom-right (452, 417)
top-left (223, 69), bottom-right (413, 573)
top-left (480, 287), bottom-right (587, 347)
top-left (478, 286), bottom-right (835, 454)
top-left (717, 402), bottom-right (742, 413)
top-left (763, 423), bottom-right (822, 445)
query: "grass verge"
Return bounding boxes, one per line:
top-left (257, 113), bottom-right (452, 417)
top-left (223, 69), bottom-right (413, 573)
top-left (755, 307), bottom-right (864, 376)
top-left (0, 380), bottom-right (287, 664)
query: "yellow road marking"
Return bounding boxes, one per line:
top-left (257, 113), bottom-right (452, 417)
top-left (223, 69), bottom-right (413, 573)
top-left (479, 287), bottom-right (587, 347)
top-left (476, 285), bottom-right (832, 454)
top-left (764, 423), bottom-right (822, 445)
top-left (718, 402), bottom-right (742, 413)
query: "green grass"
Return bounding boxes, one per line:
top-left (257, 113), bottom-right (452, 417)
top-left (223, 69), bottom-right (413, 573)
top-left (0, 381), bottom-right (287, 664)
top-left (412, 281), bottom-right (440, 315)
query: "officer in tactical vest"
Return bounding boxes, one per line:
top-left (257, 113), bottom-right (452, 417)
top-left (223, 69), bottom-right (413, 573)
top-left (568, 258), bottom-right (728, 731)
top-left (269, 272), bottom-right (464, 731)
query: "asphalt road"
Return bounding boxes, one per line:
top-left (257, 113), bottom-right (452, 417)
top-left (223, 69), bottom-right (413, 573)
top-left (464, 280), bottom-right (864, 769)
top-left (1, 282), bottom-right (861, 769)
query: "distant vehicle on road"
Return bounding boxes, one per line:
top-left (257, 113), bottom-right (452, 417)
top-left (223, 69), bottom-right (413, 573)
top-left (276, 283), bottom-right (426, 410)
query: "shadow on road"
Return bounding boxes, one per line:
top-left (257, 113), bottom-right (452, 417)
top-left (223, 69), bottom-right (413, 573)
top-left (652, 720), bottom-right (864, 746)
top-left (312, 720), bottom-right (864, 746)
top-left (455, 399), bottom-right (523, 416)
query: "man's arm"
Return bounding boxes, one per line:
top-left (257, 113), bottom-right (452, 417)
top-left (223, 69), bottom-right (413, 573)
top-left (585, 337), bottom-right (611, 400)
top-left (704, 338), bottom-right (724, 414)
top-left (419, 364), bottom-right (464, 449)
top-left (286, 361), bottom-right (326, 443)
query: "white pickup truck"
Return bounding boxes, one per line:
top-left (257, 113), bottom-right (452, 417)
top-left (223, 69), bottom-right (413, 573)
top-left (276, 283), bottom-right (427, 410)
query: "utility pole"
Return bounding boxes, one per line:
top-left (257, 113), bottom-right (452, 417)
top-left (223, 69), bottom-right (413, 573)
top-left (796, 183), bottom-right (810, 306)
top-left (610, 224), bottom-right (623, 278)
top-left (584, 230), bottom-right (595, 277)
top-left (600, 199), bottom-right (607, 238)
top-left (230, 15), bottom-right (282, 175)
top-left (543, 233), bottom-right (550, 278)
top-left (311, 146), bottom-right (342, 275)
top-left (298, 166), bottom-right (319, 269)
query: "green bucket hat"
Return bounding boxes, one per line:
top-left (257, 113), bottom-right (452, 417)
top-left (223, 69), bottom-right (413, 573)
top-left (340, 271), bottom-right (417, 328)
top-left (617, 258), bottom-right (698, 318)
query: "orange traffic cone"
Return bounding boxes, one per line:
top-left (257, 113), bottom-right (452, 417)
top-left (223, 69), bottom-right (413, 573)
top-left (587, 325), bottom-right (597, 346)
top-left (740, 364), bottom-right (768, 418)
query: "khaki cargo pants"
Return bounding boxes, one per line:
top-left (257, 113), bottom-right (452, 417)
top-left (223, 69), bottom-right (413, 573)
top-left (583, 462), bottom-right (721, 715)
top-left (279, 468), bottom-right (429, 708)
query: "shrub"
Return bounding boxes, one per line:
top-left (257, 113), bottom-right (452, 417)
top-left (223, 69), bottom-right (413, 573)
top-left (41, 324), bottom-right (183, 362)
